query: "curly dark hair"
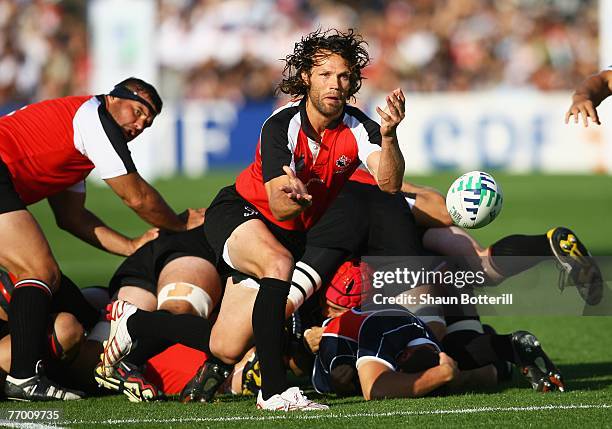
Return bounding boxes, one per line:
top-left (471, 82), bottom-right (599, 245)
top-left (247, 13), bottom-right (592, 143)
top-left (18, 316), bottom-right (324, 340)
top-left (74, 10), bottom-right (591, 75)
top-left (277, 28), bottom-right (370, 100)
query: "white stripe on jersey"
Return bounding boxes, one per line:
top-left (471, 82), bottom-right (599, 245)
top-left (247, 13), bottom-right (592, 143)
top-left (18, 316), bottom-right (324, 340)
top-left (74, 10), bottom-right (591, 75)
top-left (343, 113), bottom-right (382, 173)
top-left (72, 97), bottom-right (130, 180)
top-left (287, 112), bottom-right (301, 173)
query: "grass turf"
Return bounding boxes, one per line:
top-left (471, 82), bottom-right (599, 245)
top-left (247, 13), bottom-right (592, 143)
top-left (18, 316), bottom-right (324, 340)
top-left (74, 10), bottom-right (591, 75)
top-left (0, 172), bottom-right (610, 427)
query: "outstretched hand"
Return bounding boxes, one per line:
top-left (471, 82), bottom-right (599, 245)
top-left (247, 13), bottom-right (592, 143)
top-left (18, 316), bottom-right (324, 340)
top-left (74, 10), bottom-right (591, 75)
top-left (376, 88), bottom-right (406, 138)
top-left (565, 96), bottom-right (601, 127)
top-left (280, 166), bottom-right (312, 207)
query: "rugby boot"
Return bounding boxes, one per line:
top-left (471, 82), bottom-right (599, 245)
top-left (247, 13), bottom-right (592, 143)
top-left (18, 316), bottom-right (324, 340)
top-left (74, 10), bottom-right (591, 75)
top-left (100, 300), bottom-right (138, 376)
top-left (4, 362), bottom-right (83, 401)
top-left (241, 351), bottom-right (262, 395)
top-left (94, 361), bottom-right (163, 402)
top-left (547, 227), bottom-right (603, 305)
top-left (256, 386), bottom-right (329, 411)
top-left (511, 330), bottom-right (565, 392)
top-left (180, 360), bottom-right (233, 403)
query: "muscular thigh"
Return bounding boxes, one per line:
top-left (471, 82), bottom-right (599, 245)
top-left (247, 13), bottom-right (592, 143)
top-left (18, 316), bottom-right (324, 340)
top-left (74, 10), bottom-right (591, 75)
top-left (0, 210), bottom-right (58, 284)
top-left (156, 256), bottom-right (222, 316)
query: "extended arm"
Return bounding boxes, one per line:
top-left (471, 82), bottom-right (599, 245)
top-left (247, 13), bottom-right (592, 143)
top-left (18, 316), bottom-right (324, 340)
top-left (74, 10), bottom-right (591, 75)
top-left (48, 189), bottom-right (159, 256)
top-left (401, 181), bottom-right (453, 227)
top-left (105, 172), bottom-right (203, 231)
top-left (358, 352), bottom-right (458, 400)
top-left (367, 89), bottom-right (406, 193)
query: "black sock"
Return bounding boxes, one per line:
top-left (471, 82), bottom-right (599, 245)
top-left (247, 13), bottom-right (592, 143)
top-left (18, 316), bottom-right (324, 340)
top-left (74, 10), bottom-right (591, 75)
top-left (126, 310), bottom-right (212, 353)
top-left (125, 337), bottom-right (172, 367)
top-left (443, 331), bottom-right (516, 370)
top-left (51, 274), bottom-right (99, 330)
top-left (489, 234), bottom-right (552, 277)
top-left (252, 277), bottom-right (290, 400)
top-left (300, 246), bottom-right (348, 285)
top-left (9, 282), bottom-right (52, 378)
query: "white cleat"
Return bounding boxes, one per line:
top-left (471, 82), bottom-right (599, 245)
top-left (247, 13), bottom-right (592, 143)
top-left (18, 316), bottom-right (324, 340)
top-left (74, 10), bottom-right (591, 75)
top-left (256, 386), bottom-right (329, 411)
top-left (100, 300), bottom-right (137, 376)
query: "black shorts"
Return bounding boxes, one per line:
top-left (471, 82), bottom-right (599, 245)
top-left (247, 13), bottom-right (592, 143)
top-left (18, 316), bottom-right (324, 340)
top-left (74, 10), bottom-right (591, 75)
top-left (307, 181), bottom-right (424, 257)
top-left (203, 185), bottom-right (306, 273)
top-left (0, 157), bottom-right (26, 214)
top-left (108, 225), bottom-right (215, 297)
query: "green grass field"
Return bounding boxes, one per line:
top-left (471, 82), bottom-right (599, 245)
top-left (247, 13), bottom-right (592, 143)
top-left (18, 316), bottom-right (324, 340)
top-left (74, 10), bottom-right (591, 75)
top-left (1, 172), bottom-right (611, 428)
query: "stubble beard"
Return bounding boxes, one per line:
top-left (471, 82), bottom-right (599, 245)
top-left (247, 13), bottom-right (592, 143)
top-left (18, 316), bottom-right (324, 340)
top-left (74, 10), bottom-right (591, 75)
top-left (309, 91), bottom-right (345, 119)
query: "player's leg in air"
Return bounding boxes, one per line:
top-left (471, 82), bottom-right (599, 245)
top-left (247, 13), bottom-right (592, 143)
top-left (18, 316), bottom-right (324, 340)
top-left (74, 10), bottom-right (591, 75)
top-left (422, 226), bottom-right (604, 305)
top-left (388, 176), bottom-right (605, 305)
top-left (94, 227), bottom-right (223, 402)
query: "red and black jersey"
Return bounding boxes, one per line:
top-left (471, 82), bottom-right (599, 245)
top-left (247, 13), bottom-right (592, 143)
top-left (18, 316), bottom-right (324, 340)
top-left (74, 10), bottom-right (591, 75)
top-left (0, 95), bottom-right (137, 205)
top-left (235, 98), bottom-right (382, 231)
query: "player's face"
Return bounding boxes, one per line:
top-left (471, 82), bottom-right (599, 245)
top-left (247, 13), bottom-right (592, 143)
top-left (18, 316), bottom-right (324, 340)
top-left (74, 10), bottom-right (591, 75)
top-left (107, 97), bottom-right (156, 141)
top-left (304, 52), bottom-right (351, 118)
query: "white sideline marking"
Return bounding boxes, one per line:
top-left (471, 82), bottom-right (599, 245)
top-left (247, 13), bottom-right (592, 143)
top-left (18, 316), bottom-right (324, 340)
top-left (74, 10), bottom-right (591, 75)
top-left (61, 403), bottom-right (611, 425)
top-left (0, 421), bottom-right (66, 429)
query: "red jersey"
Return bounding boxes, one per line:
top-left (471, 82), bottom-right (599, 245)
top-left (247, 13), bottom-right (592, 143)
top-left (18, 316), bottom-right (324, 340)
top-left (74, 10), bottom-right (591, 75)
top-left (235, 98), bottom-right (382, 231)
top-left (0, 95), bottom-right (137, 204)
top-left (349, 165), bottom-right (378, 186)
top-left (321, 307), bottom-right (373, 343)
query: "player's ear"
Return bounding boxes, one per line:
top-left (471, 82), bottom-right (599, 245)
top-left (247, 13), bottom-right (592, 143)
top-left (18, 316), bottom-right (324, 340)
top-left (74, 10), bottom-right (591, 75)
top-left (301, 71), bottom-right (311, 86)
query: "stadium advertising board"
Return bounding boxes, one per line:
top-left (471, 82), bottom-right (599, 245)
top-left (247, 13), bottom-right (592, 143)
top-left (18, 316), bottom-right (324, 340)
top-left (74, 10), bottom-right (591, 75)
top-left (89, 92), bottom-right (611, 180)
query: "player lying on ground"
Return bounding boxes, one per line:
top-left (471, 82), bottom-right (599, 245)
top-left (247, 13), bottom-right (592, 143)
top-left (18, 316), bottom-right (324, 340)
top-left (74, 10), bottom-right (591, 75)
top-left (0, 76), bottom-right (205, 401)
top-left (305, 261), bottom-right (565, 399)
top-left (566, 66), bottom-right (612, 126)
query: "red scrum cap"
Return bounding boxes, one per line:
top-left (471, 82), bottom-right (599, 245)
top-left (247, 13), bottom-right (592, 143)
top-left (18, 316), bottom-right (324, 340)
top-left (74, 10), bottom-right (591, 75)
top-left (324, 259), bottom-right (372, 309)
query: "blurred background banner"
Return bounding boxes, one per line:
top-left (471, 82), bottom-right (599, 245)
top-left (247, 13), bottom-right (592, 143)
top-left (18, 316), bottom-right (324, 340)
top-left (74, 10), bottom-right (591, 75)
top-left (0, 0), bottom-right (608, 177)
top-left (142, 94), bottom-right (611, 177)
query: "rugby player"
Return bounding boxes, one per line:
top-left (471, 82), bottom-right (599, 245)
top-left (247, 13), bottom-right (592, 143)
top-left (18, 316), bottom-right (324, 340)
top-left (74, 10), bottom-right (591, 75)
top-left (0, 77), bottom-right (206, 401)
top-left (308, 261), bottom-right (565, 398)
top-left (566, 66), bottom-right (612, 126)
top-left (195, 28), bottom-right (406, 411)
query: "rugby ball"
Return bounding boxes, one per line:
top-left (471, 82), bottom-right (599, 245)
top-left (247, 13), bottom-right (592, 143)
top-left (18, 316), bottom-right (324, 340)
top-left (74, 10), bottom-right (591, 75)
top-left (446, 171), bottom-right (503, 229)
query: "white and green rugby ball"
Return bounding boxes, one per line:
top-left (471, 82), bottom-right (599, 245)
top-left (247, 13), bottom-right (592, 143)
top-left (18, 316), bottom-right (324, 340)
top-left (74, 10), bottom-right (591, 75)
top-left (446, 171), bottom-right (503, 229)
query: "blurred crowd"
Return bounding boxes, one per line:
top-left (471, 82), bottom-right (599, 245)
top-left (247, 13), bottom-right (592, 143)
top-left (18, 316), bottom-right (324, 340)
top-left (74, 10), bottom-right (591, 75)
top-left (0, 0), bottom-right (601, 108)
top-left (0, 0), bottom-right (87, 113)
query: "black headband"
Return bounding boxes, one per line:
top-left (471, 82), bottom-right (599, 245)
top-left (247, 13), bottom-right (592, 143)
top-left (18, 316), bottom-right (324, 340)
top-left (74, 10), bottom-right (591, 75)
top-left (109, 85), bottom-right (158, 116)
